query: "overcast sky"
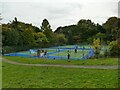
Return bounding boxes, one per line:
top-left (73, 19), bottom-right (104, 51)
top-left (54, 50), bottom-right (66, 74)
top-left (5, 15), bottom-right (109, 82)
top-left (1, 0), bottom-right (119, 30)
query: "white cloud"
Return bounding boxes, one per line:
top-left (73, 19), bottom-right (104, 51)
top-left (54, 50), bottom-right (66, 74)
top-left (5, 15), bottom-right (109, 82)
top-left (1, 0), bottom-right (118, 31)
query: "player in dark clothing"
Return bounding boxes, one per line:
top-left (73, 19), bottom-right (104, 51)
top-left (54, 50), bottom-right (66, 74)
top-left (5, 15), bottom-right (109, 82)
top-left (67, 53), bottom-right (70, 59)
top-left (75, 46), bottom-right (78, 53)
top-left (75, 48), bottom-right (77, 53)
top-left (44, 50), bottom-right (47, 57)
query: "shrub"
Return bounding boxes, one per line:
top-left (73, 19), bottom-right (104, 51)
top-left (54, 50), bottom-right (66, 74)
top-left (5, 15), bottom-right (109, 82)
top-left (109, 40), bottom-right (120, 57)
top-left (104, 49), bottom-right (110, 58)
top-left (2, 45), bottom-right (33, 54)
top-left (92, 38), bottom-right (101, 58)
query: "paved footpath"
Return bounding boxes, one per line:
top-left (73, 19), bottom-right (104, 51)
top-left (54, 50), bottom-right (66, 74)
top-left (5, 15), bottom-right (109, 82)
top-left (1, 58), bottom-right (119, 69)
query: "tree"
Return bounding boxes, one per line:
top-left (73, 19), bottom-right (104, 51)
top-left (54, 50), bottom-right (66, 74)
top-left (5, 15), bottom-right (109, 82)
top-left (93, 38), bottom-right (101, 58)
top-left (102, 17), bottom-right (120, 41)
top-left (87, 37), bottom-right (94, 44)
top-left (14, 17), bottom-right (18, 23)
top-left (41, 19), bottom-right (53, 38)
top-left (55, 34), bottom-right (67, 45)
top-left (95, 32), bottom-right (105, 44)
top-left (96, 23), bottom-right (106, 33)
top-left (117, 38), bottom-right (120, 49)
top-left (22, 28), bottom-right (36, 46)
top-left (5, 28), bottom-right (20, 46)
top-left (103, 17), bottom-right (118, 34)
top-left (73, 36), bottom-right (81, 44)
top-left (108, 38), bottom-right (120, 57)
top-left (34, 32), bottom-right (49, 47)
top-left (77, 19), bottom-right (98, 42)
top-left (41, 19), bottom-right (54, 45)
top-left (2, 17), bottom-right (42, 50)
top-left (54, 19), bottom-right (98, 44)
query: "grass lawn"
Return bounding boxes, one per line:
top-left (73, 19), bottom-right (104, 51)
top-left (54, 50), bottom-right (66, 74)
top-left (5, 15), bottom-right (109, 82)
top-left (3, 56), bottom-right (118, 66)
top-left (2, 62), bottom-right (118, 88)
top-left (51, 49), bottom-right (89, 58)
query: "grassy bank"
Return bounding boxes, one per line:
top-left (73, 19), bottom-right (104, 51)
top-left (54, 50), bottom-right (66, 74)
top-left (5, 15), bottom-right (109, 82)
top-left (3, 56), bottom-right (118, 66)
top-left (2, 62), bottom-right (118, 88)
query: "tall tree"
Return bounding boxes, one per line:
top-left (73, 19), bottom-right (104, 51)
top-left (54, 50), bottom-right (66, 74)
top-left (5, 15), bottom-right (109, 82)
top-left (41, 19), bottom-right (54, 45)
top-left (41, 19), bottom-right (53, 37)
top-left (102, 17), bottom-right (120, 41)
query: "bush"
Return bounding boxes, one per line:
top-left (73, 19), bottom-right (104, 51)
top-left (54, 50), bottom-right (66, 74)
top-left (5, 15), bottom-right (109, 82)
top-left (92, 38), bottom-right (101, 58)
top-left (104, 49), bottom-right (110, 58)
top-left (2, 45), bottom-right (34, 54)
top-left (109, 41), bottom-right (120, 57)
top-left (2, 46), bottom-right (14, 54)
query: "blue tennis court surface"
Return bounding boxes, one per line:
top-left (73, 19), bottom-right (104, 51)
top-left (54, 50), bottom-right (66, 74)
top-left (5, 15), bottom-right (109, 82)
top-left (4, 45), bottom-right (95, 60)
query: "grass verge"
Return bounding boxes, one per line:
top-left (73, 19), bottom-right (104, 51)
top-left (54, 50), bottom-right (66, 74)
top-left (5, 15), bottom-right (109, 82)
top-left (2, 62), bottom-right (118, 88)
top-left (3, 56), bottom-right (118, 66)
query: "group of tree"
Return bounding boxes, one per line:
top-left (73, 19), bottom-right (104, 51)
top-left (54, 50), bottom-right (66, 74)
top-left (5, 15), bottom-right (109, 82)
top-left (103, 17), bottom-right (120, 57)
top-left (2, 16), bottom-right (120, 57)
top-left (54, 17), bottom-right (120, 57)
top-left (55, 19), bottom-right (101, 44)
top-left (2, 18), bottom-right (67, 53)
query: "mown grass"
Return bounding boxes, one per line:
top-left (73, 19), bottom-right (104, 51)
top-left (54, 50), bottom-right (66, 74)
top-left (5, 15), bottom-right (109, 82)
top-left (2, 62), bottom-right (118, 88)
top-left (51, 50), bottom-right (89, 58)
top-left (3, 56), bottom-right (118, 66)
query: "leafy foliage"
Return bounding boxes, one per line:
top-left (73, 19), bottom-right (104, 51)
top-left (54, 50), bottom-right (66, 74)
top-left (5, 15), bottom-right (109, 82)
top-left (102, 17), bottom-right (120, 41)
top-left (54, 33), bottom-right (67, 45)
top-left (2, 18), bottom-right (68, 53)
top-left (2, 16), bottom-right (120, 57)
top-left (34, 32), bottom-right (49, 47)
top-left (2, 18), bottom-right (43, 53)
top-left (93, 38), bottom-right (101, 58)
top-left (41, 19), bottom-right (57, 46)
top-left (55, 19), bottom-right (98, 44)
top-left (109, 40), bottom-right (120, 57)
